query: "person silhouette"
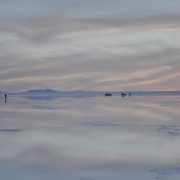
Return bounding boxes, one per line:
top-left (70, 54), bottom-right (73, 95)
top-left (5, 94), bottom-right (7, 103)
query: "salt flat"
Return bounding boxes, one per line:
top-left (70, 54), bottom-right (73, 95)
top-left (0, 94), bottom-right (180, 180)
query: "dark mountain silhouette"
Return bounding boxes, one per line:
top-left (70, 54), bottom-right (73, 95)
top-left (20, 89), bottom-right (60, 93)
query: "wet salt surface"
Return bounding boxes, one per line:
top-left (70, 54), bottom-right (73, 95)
top-left (0, 95), bottom-right (180, 180)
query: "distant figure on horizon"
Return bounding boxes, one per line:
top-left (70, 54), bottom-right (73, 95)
top-left (5, 94), bottom-right (7, 103)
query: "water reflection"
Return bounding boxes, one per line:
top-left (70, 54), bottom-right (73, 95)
top-left (0, 95), bottom-right (180, 180)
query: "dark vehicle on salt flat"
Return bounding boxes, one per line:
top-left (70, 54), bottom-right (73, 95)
top-left (105, 93), bottom-right (112, 96)
top-left (121, 93), bottom-right (126, 97)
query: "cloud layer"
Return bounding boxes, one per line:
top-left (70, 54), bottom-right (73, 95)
top-left (0, 0), bottom-right (180, 92)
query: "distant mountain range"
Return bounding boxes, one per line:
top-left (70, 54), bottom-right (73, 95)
top-left (0, 89), bottom-right (180, 95)
top-left (20, 89), bottom-right (89, 94)
top-left (20, 89), bottom-right (60, 93)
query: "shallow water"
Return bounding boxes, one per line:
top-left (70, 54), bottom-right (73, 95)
top-left (0, 95), bottom-right (180, 180)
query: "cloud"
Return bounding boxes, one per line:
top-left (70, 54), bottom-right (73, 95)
top-left (0, 0), bottom-right (180, 92)
top-left (14, 13), bottom-right (180, 42)
top-left (1, 145), bottom-right (180, 172)
top-left (1, 7), bottom-right (180, 43)
top-left (0, 44), bottom-right (179, 92)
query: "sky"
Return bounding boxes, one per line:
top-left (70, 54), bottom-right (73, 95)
top-left (0, 0), bottom-right (180, 92)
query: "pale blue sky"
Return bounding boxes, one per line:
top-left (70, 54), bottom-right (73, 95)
top-left (0, 0), bottom-right (180, 92)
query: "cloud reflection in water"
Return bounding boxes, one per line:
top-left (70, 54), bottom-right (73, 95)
top-left (0, 95), bottom-right (180, 180)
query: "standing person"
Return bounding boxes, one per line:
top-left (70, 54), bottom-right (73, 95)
top-left (5, 94), bottom-right (7, 102)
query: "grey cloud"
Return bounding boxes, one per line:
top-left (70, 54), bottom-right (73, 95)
top-left (67, 0), bottom-right (123, 8)
top-left (1, 11), bottom-right (180, 43)
top-left (0, 45), bottom-right (179, 91)
top-left (1, 146), bottom-right (179, 171)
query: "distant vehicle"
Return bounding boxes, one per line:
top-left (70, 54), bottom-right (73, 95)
top-left (105, 93), bottom-right (112, 96)
top-left (121, 93), bottom-right (126, 97)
